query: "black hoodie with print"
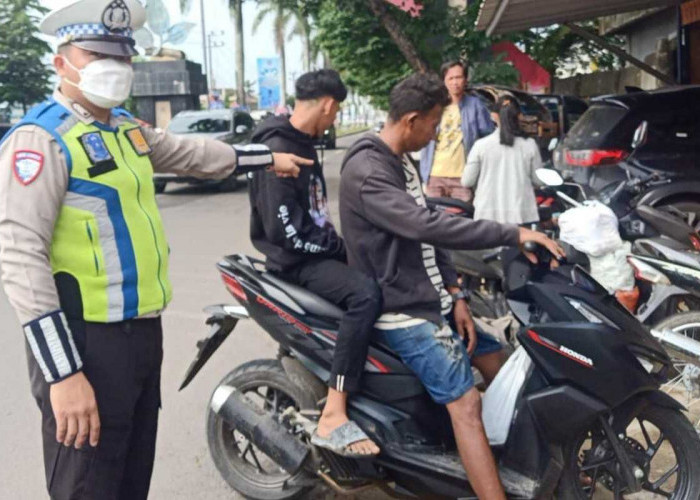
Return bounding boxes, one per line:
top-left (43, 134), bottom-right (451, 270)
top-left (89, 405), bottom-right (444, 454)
top-left (248, 115), bottom-right (345, 272)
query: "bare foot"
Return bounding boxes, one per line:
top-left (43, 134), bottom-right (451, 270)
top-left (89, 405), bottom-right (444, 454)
top-left (317, 412), bottom-right (380, 455)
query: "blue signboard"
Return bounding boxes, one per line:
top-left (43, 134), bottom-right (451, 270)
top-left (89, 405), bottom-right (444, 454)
top-left (257, 57), bottom-right (281, 110)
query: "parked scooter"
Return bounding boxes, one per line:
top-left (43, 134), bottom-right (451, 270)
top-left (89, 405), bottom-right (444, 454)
top-left (180, 248), bottom-right (700, 499)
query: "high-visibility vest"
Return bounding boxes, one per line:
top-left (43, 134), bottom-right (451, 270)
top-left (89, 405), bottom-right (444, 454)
top-left (14, 98), bottom-right (172, 322)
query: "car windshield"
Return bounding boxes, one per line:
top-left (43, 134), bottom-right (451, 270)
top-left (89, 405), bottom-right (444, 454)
top-left (168, 112), bottom-right (231, 134)
top-left (564, 104), bottom-right (626, 149)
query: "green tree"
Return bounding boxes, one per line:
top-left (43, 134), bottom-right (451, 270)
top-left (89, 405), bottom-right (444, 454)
top-left (288, 11), bottom-right (312, 72)
top-left (515, 22), bottom-right (622, 77)
top-left (0, 0), bottom-right (52, 113)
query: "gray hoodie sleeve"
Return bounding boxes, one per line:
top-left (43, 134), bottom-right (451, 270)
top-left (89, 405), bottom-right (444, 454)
top-left (359, 158), bottom-right (520, 250)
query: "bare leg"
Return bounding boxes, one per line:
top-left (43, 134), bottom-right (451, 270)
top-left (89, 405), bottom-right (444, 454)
top-left (446, 388), bottom-right (506, 499)
top-left (472, 351), bottom-right (506, 388)
top-left (316, 388), bottom-right (380, 455)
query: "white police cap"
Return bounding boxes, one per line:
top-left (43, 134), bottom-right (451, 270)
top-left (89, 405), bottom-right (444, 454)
top-left (40, 0), bottom-right (146, 57)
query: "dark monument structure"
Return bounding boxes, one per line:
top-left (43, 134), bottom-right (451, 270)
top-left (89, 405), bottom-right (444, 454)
top-left (132, 59), bottom-right (207, 127)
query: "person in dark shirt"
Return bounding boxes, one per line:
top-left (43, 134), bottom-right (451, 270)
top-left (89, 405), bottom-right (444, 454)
top-left (248, 70), bottom-right (381, 457)
top-left (340, 73), bottom-right (564, 497)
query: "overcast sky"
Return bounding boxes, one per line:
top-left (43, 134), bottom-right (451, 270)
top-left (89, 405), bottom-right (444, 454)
top-left (40, 0), bottom-right (307, 95)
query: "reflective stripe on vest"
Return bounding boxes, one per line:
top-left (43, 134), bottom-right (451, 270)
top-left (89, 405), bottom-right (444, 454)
top-left (20, 99), bottom-right (172, 323)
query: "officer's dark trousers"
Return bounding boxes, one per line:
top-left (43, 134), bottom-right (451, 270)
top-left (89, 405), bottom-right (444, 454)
top-left (27, 317), bottom-right (163, 500)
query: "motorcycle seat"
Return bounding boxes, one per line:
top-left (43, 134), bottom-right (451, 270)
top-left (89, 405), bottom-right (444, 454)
top-left (262, 272), bottom-right (344, 320)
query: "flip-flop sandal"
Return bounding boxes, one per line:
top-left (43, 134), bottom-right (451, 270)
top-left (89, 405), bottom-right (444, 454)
top-left (310, 420), bottom-right (379, 459)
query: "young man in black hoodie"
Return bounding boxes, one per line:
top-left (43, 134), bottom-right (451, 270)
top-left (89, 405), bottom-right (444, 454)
top-left (248, 70), bottom-right (382, 456)
top-left (339, 74), bottom-right (564, 498)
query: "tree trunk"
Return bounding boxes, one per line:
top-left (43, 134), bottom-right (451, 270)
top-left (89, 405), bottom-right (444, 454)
top-left (276, 4), bottom-right (287, 106)
top-left (232, 0), bottom-right (245, 106)
top-left (303, 29), bottom-right (311, 72)
top-left (366, 0), bottom-right (429, 73)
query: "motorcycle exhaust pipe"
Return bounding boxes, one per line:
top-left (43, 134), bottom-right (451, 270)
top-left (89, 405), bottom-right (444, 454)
top-left (211, 385), bottom-right (310, 475)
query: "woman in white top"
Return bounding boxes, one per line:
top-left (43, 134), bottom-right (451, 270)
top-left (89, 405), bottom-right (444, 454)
top-left (461, 96), bottom-right (543, 224)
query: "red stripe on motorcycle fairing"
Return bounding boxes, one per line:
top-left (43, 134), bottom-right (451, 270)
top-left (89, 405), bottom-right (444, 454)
top-left (367, 356), bottom-right (391, 374)
top-left (320, 330), bottom-right (390, 373)
top-left (255, 296), bottom-right (313, 334)
top-left (527, 330), bottom-right (593, 369)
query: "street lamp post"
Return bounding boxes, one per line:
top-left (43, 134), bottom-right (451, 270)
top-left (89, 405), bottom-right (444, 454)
top-left (207, 31), bottom-right (225, 91)
top-left (199, 0), bottom-right (208, 84)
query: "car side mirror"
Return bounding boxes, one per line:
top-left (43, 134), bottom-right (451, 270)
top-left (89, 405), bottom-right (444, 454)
top-left (535, 168), bottom-right (564, 186)
top-left (631, 121), bottom-right (648, 150)
top-left (548, 138), bottom-right (559, 152)
top-left (235, 125), bottom-right (249, 135)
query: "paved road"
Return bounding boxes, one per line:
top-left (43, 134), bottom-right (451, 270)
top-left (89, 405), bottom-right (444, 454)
top-left (0, 132), bottom-right (389, 499)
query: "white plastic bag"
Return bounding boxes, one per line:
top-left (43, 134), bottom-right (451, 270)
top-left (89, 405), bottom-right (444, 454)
top-left (588, 241), bottom-right (635, 292)
top-left (482, 347), bottom-right (532, 445)
top-left (559, 201), bottom-right (622, 257)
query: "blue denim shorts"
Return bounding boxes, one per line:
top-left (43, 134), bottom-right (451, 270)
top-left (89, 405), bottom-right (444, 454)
top-left (375, 321), bottom-right (502, 405)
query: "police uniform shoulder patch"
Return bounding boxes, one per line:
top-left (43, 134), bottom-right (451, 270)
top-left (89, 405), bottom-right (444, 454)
top-left (13, 150), bottom-right (44, 186)
top-left (125, 128), bottom-right (152, 156)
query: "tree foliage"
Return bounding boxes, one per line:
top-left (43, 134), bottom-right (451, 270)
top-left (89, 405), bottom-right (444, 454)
top-left (516, 22), bottom-right (622, 77)
top-left (291, 0), bottom-right (624, 107)
top-left (0, 0), bottom-right (52, 113)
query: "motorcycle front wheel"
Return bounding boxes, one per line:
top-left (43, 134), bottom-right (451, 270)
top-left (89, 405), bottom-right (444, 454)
top-left (557, 404), bottom-right (700, 499)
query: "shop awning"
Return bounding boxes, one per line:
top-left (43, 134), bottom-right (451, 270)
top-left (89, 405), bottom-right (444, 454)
top-left (476, 0), bottom-right (681, 36)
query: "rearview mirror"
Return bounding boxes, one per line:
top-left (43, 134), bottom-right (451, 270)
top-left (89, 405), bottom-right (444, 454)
top-left (535, 168), bottom-right (564, 187)
top-left (235, 125), bottom-right (249, 135)
top-left (548, 137), bottom-right (559, 152)
top-left (631, 121), bottom-right (648, 150)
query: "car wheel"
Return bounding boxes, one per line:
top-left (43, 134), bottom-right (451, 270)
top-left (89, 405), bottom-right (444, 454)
top-left (219, 174), bottom-right (239, 193)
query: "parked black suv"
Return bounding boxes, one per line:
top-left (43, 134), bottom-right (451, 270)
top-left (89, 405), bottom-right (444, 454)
top-left (553, 86), bottom-right (700, 192)
top-left (153, 109), bottom-right (255, 193)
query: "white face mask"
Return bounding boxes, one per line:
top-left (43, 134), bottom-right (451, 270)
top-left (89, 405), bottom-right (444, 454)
top-left (63, 56), bottom-right (134, 109)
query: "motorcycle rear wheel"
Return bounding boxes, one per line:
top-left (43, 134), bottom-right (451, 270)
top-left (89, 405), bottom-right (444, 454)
top-left (557, 405), bottom-right (700, 499)
top-left (206, 359), bottom-right (318, 500)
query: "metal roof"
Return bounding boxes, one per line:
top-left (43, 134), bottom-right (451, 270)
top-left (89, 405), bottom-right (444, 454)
top-left (476, 0), bottom-right (681, 35)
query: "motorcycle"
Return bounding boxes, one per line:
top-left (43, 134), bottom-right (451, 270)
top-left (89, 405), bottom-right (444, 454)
top-left (453, 167), bottom-right (700, 325)
top-left (180, 247), bottom-right (700, 499)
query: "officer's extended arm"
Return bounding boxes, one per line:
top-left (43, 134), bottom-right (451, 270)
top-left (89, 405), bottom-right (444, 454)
top-left (142, 127), bottom-right (311, 179)
top-left (0, 127), bottom-right (83, 383)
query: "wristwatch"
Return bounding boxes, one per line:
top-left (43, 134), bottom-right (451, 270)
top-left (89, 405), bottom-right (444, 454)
top-left (451, 290), bottom-right (469, 302)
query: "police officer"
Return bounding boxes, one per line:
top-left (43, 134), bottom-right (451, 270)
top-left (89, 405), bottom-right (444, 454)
top-left (0, 1), bottom-right (311, 498)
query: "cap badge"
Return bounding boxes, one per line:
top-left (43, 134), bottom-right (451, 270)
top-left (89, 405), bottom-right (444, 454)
top-left (102, 0), bottom-right (131, 32)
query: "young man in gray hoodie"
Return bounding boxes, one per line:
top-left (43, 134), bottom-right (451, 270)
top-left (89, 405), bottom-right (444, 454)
top-left (339, 73), bottom-right (564, 498)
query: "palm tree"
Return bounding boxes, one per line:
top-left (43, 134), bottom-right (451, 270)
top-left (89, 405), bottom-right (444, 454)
top-left (252, 0), bottom-right (292, 106)
top-left (229, 0), bottom-right (246, 107)
top-left (180, 0), bottom-right (247, 109)
top-left (287, 12), bottom-right (311, 72)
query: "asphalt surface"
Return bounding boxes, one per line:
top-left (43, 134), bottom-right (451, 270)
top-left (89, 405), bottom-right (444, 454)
top-left (0, 132), bottom-right (390, 499)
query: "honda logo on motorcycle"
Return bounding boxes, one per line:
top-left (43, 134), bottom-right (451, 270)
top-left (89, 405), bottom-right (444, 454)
top-left (528, 330), bottom-right (594, 369)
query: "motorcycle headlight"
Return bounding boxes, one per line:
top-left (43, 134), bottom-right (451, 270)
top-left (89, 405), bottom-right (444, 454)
top-left (635, 355), bottom-right (664, 375)
top-left (565, 297), bottom-right (618, 329)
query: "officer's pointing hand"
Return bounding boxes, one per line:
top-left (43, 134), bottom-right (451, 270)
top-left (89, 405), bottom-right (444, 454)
top-left (50, 372), bottom-right (100, 449)
top-left (271, 152), bottom-right (314, 178)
